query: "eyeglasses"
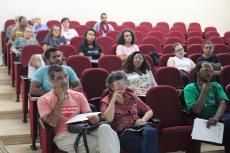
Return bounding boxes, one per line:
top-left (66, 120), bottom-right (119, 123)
top-left (53, 29), bottom-right (61, 32)
top-left (175, 48), bottom-right (183, 52)
top-left (204, 46), bottom-right (213, 49)
top-left (112, 80), bottom-right (127, 86)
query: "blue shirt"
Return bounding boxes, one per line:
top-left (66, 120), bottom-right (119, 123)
top-left (93, 22), bottom-right (114, 37)
top-left (43, 36), bottom-right (67, 47)
top-left (32, 65), bottom-right (79, 92)
top-left (13, 37), bottom-right (38, 50)
top-left (34, 24), bottom-right (49, 37)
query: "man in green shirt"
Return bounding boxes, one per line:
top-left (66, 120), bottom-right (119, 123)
top-left (184, 62), bottom-right (230, 152)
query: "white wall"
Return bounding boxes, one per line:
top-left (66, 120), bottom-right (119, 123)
top-left (0, 0), bottom-right (230, 36)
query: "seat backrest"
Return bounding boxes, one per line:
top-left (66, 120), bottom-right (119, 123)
top-left (4, 19), bottom-right (15, 31)
top-left (208, 37), bottom-right (225, 45)
top-left (147, 31), bottom-right (164, 43)
top-left (74, 25), bottom-right (88, 36)
top-left (81, 68), bottom-right (109, 100)
top-left (159, 54), bottom-right (174, 67)
top-left (155, 67), bottom-right (183, 89)
top-left (162, 44), bottom-right (173, 54)
top-left (187, 31), bottom-right (203, 38)
top-left (69, 21), bottom-right (80, 28)
top-left (70, 36), bottom-right (84, 51)
top-left (156, 22), bottom-right (169, 32)
top-left (37, 30), bottom-right (49, 45)
top-left (134, 26), bottom-right (148, 36)
top-left (142, 36), bottom-right (161, 53)
top-left (146, 85), bottom-right (183, 128)
top-left (66, 55), bottom-right (91, 78)
top-left (107, 21), bottom-right (118, 29)
top-left (164, 37), bottom-right (184, 45)
top-left (216, 53), bottom-right (230, 66)
top-left (106, 30), bottom-right (120, 42)
top-left (167, 31), bottom-right (185, 41)
top-left (214, 44), bottom-right (229, 54)
top-left (21, 45), bottom-right (44, 67)
top-left (58, 44), bottom-right (77, 59)
top-left (188, 53), bottom-right (202, 63)
top-left (98, 55), bottom-right (122, 73)
top-left (205, 31), bottom-right (220, 39)
top-left (122, 21), bottom-right (136, 30)
top-left (187, 37), bottom-right (203, 46)
top-left (46, 20), bottom-right (61, 29)
top-left (221, 65), bottom-right (230, 88)
top-left (187, 44), bottom-right (203, 55)
top-left (96, 36), bottom-right (115, 55)
top-left (139, 22), bottom-right (153, 31)
top-left (85, 21), bottom-right (97, 28)
top-left (172, 22), bottom-right (186, 31)
top-left (134, 31), bottom-right (144, 44)
top-left (204, 26), bottom-right (217, 33)
top-left (224, 31), bottom-right (230, 42)
top-left (139, 44), bottom-right (158, 55)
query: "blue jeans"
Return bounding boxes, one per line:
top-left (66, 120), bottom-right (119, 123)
top-left (119, 127), bottom-right (159, 153)
top-left (220, 112), bottom-right (230, 152)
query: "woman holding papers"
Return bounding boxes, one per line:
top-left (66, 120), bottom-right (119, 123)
top-left (184, 62), bottom-right (230, 152)
top-left (100, 71), bottom-right (159, 153)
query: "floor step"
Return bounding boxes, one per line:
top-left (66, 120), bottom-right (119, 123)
top-left (0, 119), bottom-right (30, 145)
top-left (0, 141), bottom-right (9, 153)
top-left (0, 110), bottom-right (22, 120)
top-left (5, 143), bottom-right (41, 153)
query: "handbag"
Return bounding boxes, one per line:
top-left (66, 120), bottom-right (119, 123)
top-left (67, 120), bottom-right (109, 153)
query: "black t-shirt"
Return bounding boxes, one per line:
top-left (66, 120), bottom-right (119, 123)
top-left (196, 55), bottom-right (220, 64)
top-left (79, 43), bottom-right (102, 59)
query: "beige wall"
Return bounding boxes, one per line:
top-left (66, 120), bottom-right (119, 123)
top-left (0, 0), bottom-right (230, 36)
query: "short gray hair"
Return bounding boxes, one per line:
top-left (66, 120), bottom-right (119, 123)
top-left (48, 64), bottom-right (64, 80)
top-left (106, 71), bottom-right (128, 89)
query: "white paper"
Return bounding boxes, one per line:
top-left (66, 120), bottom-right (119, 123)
top-left (66, 112), bottom-right (101, 124)
top-left (191, 118), bottom-right (224, 144)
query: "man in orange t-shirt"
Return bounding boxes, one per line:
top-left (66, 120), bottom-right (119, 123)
top-left (38, 64), bottom-right (120, 153)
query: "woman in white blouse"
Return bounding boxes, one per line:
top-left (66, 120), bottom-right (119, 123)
top-left (167, 43), bottom-right (196, 86)
top-left (61, 17), bottom-right (78, 44)
top-left (123, 51), bottom-right (157, 96)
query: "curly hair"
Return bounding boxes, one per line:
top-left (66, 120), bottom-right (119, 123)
top-left (117, 29), bottom-right (136, 45)
top-left (123, 51), bottom-right (151, 74)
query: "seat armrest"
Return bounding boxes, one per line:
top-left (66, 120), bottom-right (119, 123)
top-left (14, 61), bottom-right (21, 65)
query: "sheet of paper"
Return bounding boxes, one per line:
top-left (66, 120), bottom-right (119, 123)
top-left (66, 112), bottom-right (101, 124)
top-left (191, 118), bottom-right (224, 144)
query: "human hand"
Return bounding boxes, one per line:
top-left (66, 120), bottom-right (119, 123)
top-left (112, 91), bottom-right (123, 104)
top-left (135, 118), bottom-right (146, 126)
top-left (206, 116), bottom-right (219, 128)
top-left (52, 82), bottom-right (65, 101)
top-left (202, 83), bottom-right (211, 92)
top-left (87, 115), bottom-right (99, 124)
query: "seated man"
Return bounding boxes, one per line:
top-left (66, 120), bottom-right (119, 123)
top-left (93, 12), bottom-right (114, 37)
top-left (30, 47), bottom-right (82, 96)
top-left (32, 16), bottom-right (49, 37)
top-left (184, 62), bottom-right (230, 152)
top-left (196, 40), bottom-right (222, 75)
top-left (38, 64), bottom-right (120, 153)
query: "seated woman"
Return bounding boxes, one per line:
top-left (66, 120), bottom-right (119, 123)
top-left (61, 17), bottom-right (78, 44)
top-left (79, 28), bottom-right (103, 59)
top-left (10, 27), bottom-right (39, 61)
top-left (42, 25), bottom-right (67, 51)
top-left (167, 43), bottom-right (196, 86)
top-left (116, 29), bottom-right (139, 62)
top-left (100, 71), bottom-right (159, 153)
top-left (123, 51), bottom-right (157, 96)
top-left (184, 62), bottom-right (230, 152)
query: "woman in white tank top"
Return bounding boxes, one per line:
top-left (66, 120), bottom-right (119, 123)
top-left (167, 43), bottom-right (196, 86)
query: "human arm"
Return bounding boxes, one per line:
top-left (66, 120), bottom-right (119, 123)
top-left (30, 81), bottom-right (47, 96)
top-left (167, 57), bottom-right (175, 67)
top-left (39, 83), bottom-right (64, 127)
top-left (207, 101), bottom-right (227, 128)
top-left (135, 110), bottom-right (153, 125)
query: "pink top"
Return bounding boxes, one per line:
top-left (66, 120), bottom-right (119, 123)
top-left (100, 90), bottom-right (151, 132)
top-left (38, 90), bottom-right (91, 136)
top-left (116, 44), bottom-right (139, 56)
